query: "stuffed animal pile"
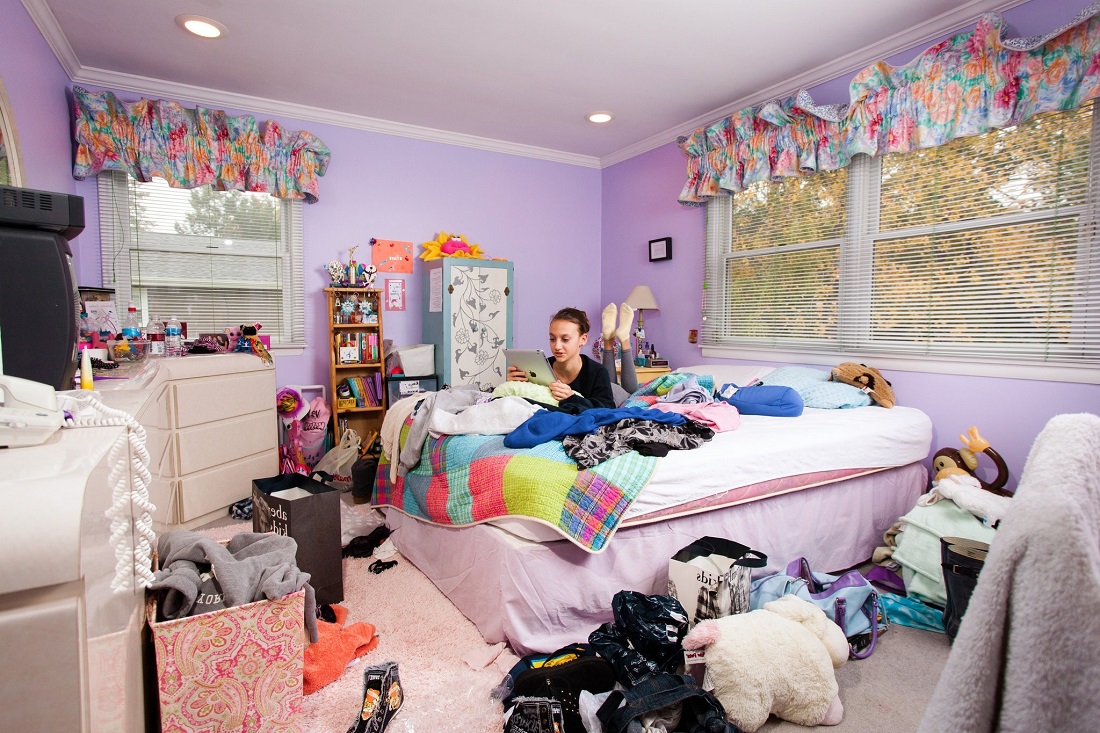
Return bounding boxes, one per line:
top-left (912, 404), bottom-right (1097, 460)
top-left (682, 595), bottom-right (848, 732)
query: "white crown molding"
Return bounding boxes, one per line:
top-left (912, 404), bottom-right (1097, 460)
top-left (20, 0), bottom-right (80, 78)
top-left (598, 0), bottom-right (1032, 168)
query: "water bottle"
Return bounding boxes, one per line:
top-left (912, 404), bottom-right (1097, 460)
top-left (147, 314), bottom-right (165, 358)
top-left (79, 311), bottom-right (93, 344)
top-left (121, 300), bottom-right (142, 341)
top-left (165, 315), bottom-right (183, 358)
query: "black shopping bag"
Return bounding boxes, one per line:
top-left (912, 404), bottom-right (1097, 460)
top-left (253, 472), bottom-right (343, 604)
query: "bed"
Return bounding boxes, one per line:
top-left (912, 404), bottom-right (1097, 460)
top-left (374, 364), bottom-right (932, 654)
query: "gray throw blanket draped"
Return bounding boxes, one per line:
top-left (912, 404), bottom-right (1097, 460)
top-left (918, 413), bottom-right (1100, 732)
top-left (151, 530), bottom-right (319, 643)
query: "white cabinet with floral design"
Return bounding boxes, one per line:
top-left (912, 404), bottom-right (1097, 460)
top-left (422, 259), bottom-right (513, 390)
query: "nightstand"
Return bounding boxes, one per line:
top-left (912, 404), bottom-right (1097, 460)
top-left (618, 365), bottom-right (672, 383)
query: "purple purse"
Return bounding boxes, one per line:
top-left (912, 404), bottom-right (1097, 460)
top-left (749, 557), bottom-right (883, 659)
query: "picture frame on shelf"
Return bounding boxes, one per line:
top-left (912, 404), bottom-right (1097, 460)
top-left (648, 237), bottom-right (672, 262)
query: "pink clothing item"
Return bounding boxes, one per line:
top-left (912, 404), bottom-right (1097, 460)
top-left (653, 402), bottom-right (740, 432)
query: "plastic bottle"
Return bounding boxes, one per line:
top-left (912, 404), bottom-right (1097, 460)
top-left (165, 316), bottom-right (183, 358)
top-left (79, 311), bottom-right (93, 344)
top-left (80, 348), bottom-right (94, 390)
top-left (147, 314), bottom-right (165, 358)
top-left (121, 300), bottom-right (142, 340)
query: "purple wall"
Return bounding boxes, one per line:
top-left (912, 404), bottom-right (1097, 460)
top-left (64, 98), bottom-right (602, 390)
top-left (601, 0), bottom-right (1100, 489)
top-left (0, 0), bottom-right (75, 195)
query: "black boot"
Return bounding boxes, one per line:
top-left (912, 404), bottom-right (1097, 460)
top-left (348, 661), bottom-right (403, 733)
top-left (940, 536), bottom-right (989, 642)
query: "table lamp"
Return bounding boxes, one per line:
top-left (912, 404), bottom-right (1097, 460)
top-left (624, 285), bottom-right (659, 345)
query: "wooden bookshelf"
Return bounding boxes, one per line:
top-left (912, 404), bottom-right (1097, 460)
top-left (324, 287), bottom-right (385, 448)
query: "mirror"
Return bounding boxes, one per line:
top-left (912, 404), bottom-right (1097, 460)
top-left (0, 73), bottom-right (24, 187)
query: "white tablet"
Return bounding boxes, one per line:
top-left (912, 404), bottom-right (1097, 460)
top-left (504, 349), bottom-right (556, 386)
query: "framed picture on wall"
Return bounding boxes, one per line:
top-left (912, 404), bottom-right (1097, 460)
top-left (648, 237), bottom-right (672, 262)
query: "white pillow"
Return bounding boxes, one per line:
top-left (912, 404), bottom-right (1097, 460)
top-left (674, 364), bottom-right (775, 387)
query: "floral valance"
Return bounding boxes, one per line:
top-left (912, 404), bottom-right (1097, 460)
top-left (71, 87), bottom-right (331, 203)
top-left (679, 3), bottom-right (1100, 205)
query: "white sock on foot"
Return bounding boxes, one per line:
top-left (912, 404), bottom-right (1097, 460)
top-left (601, 303), bottom-right (617, 341)
top-left (616, 303), bottom-right (635, 345)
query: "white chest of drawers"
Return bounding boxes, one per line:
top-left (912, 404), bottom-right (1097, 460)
top-left (100, 353), bottom-right (278, 531)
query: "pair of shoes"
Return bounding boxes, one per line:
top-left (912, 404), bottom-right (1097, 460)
top-left (348, 661), bottom-right (403, 733)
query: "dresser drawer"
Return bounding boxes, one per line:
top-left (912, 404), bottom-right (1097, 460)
top-left (173, 411), bottom-right (278, 475)
top-left (170, 370), bottom-right (276, 429)
top-left (177, 451), bottom-right (278, 523)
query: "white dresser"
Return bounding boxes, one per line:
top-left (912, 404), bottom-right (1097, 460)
top-left (100, 353), bottom-right (279, 531)
top-left (0, 425), bottom-right (147, 732)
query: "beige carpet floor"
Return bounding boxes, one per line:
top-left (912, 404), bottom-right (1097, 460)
top-left (198, 518), bottom-right (952, 732)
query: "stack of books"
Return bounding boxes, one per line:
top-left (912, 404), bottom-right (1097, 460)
top-left (342, 373), bottom-right (385, 407)
top-left (337, 333), bottom-right (381, 364)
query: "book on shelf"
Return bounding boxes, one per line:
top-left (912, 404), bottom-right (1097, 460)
top-left (362, 430), bottom-right (379, 455)
top-left (345, 377), bottom-right (364, 407)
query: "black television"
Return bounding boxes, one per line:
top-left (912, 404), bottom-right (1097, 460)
top-left (0, 185), bottom-right (85, 390)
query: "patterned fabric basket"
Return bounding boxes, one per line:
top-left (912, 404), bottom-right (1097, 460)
top-left (147, 588), bottom-right (306, 732)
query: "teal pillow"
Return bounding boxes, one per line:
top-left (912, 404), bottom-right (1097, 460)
top-left (759, 366), bottom-right (871, 409)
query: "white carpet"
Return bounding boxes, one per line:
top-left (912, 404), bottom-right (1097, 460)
top-left (199, 522), bottom-right (506, 732)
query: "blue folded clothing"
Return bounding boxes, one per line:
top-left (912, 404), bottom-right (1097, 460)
top-left (716, 383), bottom-right (803, 417)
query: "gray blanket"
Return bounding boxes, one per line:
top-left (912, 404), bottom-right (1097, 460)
top-left (919, 413), bottom-right (1100, 732)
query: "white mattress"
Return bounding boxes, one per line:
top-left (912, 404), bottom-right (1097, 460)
top-left (631, 405), bottom-right (932, 517)
top-left (490, 403), bottom-right (932, 543)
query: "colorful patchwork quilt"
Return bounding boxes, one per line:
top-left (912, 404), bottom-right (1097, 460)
top-left (373, 423), bottom-right (657, 552)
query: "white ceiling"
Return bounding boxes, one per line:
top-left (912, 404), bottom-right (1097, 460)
top-left (25, 0), bottom-right (1031, 167)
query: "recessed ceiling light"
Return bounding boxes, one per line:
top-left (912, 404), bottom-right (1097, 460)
top-left (587, 112), bottom-right (614, 124)
top-left (175, 14), bottom-right (227, 39)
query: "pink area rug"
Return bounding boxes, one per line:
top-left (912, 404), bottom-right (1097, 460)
top-left (199, 522), bottom-right (506, 732)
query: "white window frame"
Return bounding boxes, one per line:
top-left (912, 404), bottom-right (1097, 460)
top-left (97, 172), bottom-right (305, 353)
top-left (702, 109), bottom-right (1100, 385)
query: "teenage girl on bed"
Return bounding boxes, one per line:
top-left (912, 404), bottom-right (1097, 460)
top-left (507, 307), bottom-right (617, 411)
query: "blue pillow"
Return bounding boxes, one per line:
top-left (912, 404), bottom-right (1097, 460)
top-left (717, 384), bottom-right (803, 417)
top-left (758, 366), bottom-right (872, 409)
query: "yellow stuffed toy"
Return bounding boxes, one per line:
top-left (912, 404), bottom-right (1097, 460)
top-left (419, 231), bottom-right (486, 261)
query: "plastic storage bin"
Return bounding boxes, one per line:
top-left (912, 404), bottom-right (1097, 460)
top-left (395, 343), bottom-right (435, 377)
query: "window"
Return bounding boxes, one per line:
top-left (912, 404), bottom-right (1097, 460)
top-left (704, 103), bottom-right (1100, 381)
top-left (98, 173), bottom-right (304, 348)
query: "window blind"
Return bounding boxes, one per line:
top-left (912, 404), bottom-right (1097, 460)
top-left (98, 172), bottom-right (305, 347)
top-left (705, 102), bottom-right (1100, 371)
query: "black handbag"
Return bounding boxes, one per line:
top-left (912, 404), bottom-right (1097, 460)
top-left (502, 643), bottom-right (617, 733)
top-left (597, 673), bottom-right (741, 733)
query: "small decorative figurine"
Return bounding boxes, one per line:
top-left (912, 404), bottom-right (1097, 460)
top-left (326, 260), bottom-right (345, 284)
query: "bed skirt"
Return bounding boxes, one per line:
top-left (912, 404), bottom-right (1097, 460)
top-left (384, 461), bottom-right (928, 654)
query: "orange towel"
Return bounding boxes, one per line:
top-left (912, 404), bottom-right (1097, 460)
top-left (304, 604), bottom-right (379, 695)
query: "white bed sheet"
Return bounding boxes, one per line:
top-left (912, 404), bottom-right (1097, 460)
top-left (489, 404), bottom-right (932, 543)
top-left (630, 405), bottom-right (932, 518)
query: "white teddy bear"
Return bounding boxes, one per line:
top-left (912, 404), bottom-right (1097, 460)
top-left (681, 594), bottom-right (849, 732)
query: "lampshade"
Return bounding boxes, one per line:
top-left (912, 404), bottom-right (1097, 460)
top-left (624, 285), bottom-right (659, 311)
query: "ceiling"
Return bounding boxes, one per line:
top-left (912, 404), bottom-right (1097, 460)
top-left (25, 0), bottom-right (1030, 167)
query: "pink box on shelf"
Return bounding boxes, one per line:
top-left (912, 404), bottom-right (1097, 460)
top-left (147, 589), bottom-right (306, 732)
